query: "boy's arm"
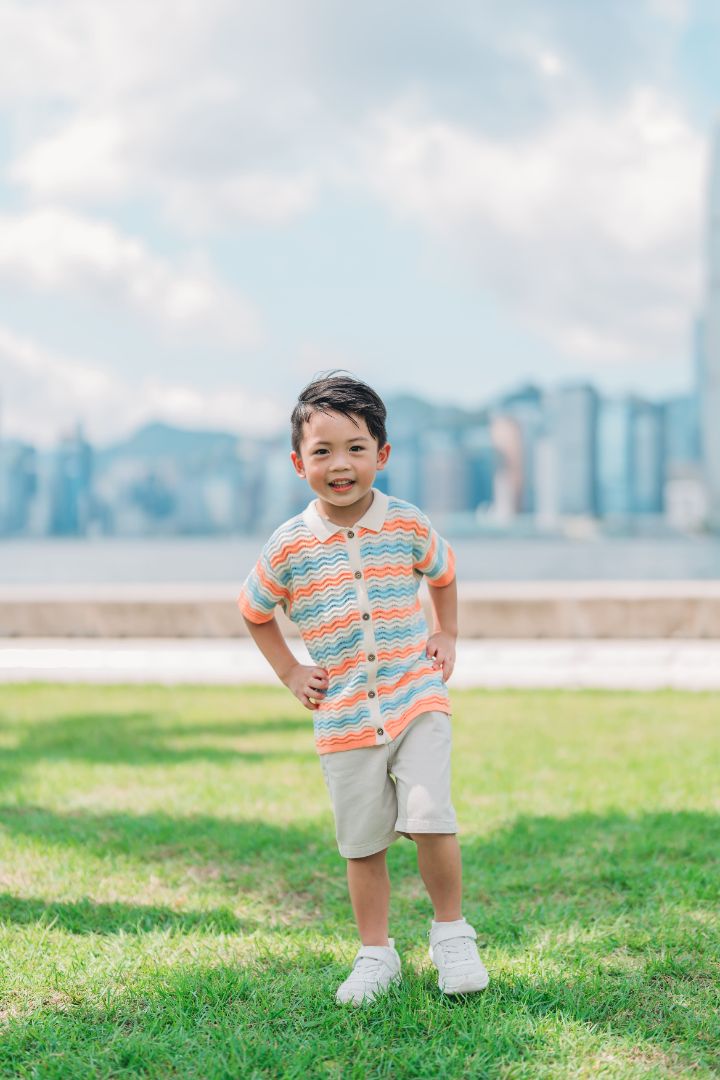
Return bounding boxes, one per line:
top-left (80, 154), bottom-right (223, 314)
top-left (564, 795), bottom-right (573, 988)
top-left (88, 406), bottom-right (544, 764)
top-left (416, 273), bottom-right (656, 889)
top-left (427, 576), bottom-right (458, 637)
top-left (242, 614), bottom-right (298, 682)
top-left (425, 576), bottom-right (457, 682)
top-left (242, 614), bottom-right (329, 710)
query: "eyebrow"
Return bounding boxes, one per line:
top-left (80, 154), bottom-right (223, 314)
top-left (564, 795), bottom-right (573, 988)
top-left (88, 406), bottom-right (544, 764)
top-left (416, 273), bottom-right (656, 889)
top-left (309, 436), bottom-right (371, 447)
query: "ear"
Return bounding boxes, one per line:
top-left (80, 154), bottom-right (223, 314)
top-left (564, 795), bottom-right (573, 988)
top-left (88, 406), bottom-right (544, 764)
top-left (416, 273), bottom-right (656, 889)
top-left (375, 441), bottom-right (391, 470)
top-left (290, 450), bottom-right (305, 477)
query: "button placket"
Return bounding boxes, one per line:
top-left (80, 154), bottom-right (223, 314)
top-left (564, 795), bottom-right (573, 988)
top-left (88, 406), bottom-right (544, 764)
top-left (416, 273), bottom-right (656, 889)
top-left (344, 528), bottom-right (386, 744)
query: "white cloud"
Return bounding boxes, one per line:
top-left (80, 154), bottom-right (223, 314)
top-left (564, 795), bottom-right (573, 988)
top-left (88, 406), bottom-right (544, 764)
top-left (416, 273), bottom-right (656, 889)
top-left (360, 88), bottom-right (705, 365)
top-left (0, 0), bottom-right (218, 104)
top-left (0, 208), bottom-right (261, 346)
top-left (2, 1), bottom-right (328, 229)
top-left (0, 0), bottom-right (711, 385)
top-left (0, 324), bottom-right (284, 447)
top-left (10, 115), bottom-right (131, 201)
top-left (537, 52), bottom-right (564, 78)
top-left (161, 171), bottom-right (318, 232)
top-left (10, 99), bottom-right (320, 229)
top-left (647, 0), bottom-right (690, 25)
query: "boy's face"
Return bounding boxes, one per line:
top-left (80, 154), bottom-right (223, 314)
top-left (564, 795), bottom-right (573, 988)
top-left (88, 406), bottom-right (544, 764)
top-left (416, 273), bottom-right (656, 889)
top-left (290, 409), bottom-right (391, 514)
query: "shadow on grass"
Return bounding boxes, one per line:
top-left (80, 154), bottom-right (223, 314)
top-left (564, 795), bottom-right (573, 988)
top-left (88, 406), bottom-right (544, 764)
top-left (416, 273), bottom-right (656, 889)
top-left (0, 710), bottom-right (313, 771)
top-left (0, 893), bottom-right (247, 936)
top-left (0, 804), bottom-right (717, 936)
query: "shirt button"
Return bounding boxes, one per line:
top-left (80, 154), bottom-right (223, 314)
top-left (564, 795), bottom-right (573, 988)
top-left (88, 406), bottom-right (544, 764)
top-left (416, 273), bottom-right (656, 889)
top-left (376, 727), bottom-right (384, 735)
top-left (354, 570), bottom-right (362, 579)
top-left (362, 612), bottom-right (370, 620)
top-left (367, 653), bottom-right (376, 662)
top-left (347, 530), bottom-right (355, 538)
top-left (368, 690), bottom-right (376, 698)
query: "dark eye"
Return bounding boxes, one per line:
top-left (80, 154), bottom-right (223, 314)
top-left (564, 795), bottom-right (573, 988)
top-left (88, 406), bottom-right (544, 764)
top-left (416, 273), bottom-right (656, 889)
top-left (313, 449), bottom-right (328, 455)
top-left (350, 446), bottom-right (364, 452)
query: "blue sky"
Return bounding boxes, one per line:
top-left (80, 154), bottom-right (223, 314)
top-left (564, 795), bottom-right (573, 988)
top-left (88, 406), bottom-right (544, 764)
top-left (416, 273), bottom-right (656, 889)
top-left (0, 0), bottom-right (719, 447)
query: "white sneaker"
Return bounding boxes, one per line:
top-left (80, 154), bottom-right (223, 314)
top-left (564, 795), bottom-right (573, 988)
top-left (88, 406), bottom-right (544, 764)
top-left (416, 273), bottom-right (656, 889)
top-left (335, 938), bottom-right (402, 1006)
top-left (428, 919), bottom-right (489, 995)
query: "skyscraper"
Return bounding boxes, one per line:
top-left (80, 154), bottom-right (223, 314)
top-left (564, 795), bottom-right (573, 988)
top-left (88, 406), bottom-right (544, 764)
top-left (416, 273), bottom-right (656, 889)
top-left (702, 119), bottom-right (720, 529)
top-left (543, 383), bottom-right (600, 517)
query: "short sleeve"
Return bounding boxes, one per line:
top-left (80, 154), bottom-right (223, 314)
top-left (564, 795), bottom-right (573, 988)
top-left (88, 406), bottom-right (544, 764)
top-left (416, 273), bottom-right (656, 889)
top-left (237, 543), bottom-right (291, 624)
top-left (412, 510), bottom-right (456, 586)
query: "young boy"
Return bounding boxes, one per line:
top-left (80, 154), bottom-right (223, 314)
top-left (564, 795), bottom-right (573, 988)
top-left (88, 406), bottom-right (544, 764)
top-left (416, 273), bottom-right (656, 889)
top-left (237, 373), bottom-right (489, 1006)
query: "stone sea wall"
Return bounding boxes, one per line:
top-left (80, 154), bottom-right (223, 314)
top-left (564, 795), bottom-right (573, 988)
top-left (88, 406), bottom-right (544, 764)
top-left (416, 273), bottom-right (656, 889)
top-left (2, 582), bottom-right (720, 638)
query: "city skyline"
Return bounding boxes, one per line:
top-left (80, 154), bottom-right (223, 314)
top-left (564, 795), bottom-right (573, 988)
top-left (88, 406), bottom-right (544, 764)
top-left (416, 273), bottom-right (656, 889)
top-left (1, 3), bottom-right (719, 447)
top-left (0, 366), bottom-right (705, 539)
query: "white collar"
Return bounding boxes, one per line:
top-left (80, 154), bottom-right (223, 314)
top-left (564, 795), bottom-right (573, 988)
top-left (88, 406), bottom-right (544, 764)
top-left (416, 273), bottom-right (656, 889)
top-left (302, 487), bottom-right (389, 543)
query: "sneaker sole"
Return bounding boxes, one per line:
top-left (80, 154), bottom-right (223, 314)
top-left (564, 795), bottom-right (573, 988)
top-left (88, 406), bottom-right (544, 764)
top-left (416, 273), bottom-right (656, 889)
top-left (438, 973), bottom-right (489, 995)
top-left (335, 973), bottom-right (402, 1006)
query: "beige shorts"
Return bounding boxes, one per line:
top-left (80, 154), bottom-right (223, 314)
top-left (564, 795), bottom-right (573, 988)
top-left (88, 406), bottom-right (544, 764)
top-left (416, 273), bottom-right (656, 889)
top-left (319, 710), bottom-right (458, 859)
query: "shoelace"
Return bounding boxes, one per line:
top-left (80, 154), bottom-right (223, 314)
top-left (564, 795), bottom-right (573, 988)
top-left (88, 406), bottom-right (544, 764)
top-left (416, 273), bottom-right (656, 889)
top-left (437, 936), bottom-right (474, 966)
top-left (348, 955), bottom-right (385, 984)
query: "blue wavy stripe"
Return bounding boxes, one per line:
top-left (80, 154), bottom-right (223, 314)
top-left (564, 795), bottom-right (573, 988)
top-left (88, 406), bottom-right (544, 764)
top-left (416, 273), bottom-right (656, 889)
top-left (293, 589), bottom-right (358, 624)
top-left (382, 677), bottom-right (449, 715)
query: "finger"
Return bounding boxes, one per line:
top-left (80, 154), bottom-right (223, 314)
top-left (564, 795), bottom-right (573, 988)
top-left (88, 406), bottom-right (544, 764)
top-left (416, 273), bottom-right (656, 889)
top-left (302, 693), bottom-right (319, 710)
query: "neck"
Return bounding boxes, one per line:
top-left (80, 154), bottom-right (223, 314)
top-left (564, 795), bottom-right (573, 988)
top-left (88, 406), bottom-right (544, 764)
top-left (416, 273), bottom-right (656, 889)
top-left (317, 488), bottom-right (375, 527)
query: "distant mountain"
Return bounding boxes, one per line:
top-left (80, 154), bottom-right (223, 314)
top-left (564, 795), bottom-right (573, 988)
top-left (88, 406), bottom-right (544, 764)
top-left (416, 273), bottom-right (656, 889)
top-left (386, 393), bottom-right (487, 432)
top-left (97, 422), bottom-right (242, 464)
top-left (77, 393), bottom-right (492, 467)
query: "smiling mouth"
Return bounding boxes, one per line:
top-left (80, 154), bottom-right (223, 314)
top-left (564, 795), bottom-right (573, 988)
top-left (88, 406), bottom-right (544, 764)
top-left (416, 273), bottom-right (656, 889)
top-left (329, 480), bottom-right (355, 490)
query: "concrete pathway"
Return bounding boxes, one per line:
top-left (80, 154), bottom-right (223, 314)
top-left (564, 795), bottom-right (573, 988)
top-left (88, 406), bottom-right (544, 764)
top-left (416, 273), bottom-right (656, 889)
top-left (1, 638), bottom-right (719, 690)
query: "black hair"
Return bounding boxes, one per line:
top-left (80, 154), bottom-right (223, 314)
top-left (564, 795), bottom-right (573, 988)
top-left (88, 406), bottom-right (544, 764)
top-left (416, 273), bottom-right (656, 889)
top-left (290, 370), bottom-right (387, 456)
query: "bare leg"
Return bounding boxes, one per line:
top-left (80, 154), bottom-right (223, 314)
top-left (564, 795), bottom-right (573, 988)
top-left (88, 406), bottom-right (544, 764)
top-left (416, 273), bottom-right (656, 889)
top-left (410, 833), bottom-right (463, 921)
top-left (346, 848), bottom-right (391, 945)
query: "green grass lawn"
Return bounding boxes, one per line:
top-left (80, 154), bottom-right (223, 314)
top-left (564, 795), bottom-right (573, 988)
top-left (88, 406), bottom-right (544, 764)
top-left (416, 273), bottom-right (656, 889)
top-left (0, 685), bottom-right (717, 1079)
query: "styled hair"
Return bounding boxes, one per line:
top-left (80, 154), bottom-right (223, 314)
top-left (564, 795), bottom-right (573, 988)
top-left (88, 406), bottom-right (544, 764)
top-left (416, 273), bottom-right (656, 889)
top-left (290, 371), bottom-right (387, 456)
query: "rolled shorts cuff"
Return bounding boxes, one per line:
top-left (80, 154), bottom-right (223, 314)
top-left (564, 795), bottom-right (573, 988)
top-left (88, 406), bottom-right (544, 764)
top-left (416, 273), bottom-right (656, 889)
top-left (338, 830), bottom-right (402, 859)
top-left (395, 818), bottom-right (458, 835)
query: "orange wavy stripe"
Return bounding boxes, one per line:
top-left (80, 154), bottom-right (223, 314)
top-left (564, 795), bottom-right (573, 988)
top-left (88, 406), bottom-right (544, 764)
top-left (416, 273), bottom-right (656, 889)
top-left (302, 608), bottom-right (361, 642)
top-left (378, 665), bottom-right (437, 696)
top-left (384, 696), bottom-right (450, 738)
top-left (256, 561), bottom-right (290, 602)
top-left (370, 603), bottom-right (420, 622)
top-left (414, 532), bottom-right (438, 573)
top-left (316, 726), bottom-right (378, 753)
top-left (292, 568), bottom-right (355, 601)
top-left (316, 688), bottom-right (369, 715)
top-left (363, 564), bottom-right (415, 580)
top-left (325, 654), bottom-right (363, 679)
top-left (268, 532), bottom-right (344, 571)
top-left (383, 517), bottom-right (427, 537)
top-left (236, 595), bottom-right (274, 623)
top-left (378, 641), bottom-right (427, 663)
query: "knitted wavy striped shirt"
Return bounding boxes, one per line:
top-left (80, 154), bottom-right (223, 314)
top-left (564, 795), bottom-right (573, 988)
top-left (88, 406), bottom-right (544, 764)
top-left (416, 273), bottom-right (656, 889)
top-left (237, 487), bottom-right (456, 755)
